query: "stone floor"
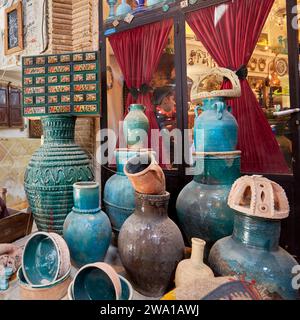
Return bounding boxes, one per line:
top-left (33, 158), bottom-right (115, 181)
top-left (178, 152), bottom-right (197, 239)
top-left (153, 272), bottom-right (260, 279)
top-left (0, 223), bottom-right (160, 300)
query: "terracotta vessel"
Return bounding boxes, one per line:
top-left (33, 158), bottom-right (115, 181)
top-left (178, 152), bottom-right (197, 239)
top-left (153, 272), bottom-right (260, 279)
top-left (175, 238), bottom-right (214, 288)
top-left (118, 192), bottom-right (185, 297)
top-left (209, 176), bottom-right (300, 300)
top-left (124, 152), bottom-right (165, 195)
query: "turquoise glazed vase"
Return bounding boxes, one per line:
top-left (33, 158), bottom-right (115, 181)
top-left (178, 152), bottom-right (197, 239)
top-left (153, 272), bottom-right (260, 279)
top-left (176, 152), bottom-right (241, 249)
top-left (103, 149), bottom-right (136, 233)
top-left (123, 104), bottom-right (149, 148)
top-left (116, 0), bottom-right (131, 16)
top-left (24, 115), bottom-right (94, 235)
top-left (63, 182), bottom-right (112, 268)
top-left (208, 212), bottom-right (300, 300)
top-left (194, 97), bottom-right (238, 152)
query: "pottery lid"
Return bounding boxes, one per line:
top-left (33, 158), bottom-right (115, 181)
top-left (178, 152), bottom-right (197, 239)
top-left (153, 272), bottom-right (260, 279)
top-left (228, 175), bottom-right (289, 220)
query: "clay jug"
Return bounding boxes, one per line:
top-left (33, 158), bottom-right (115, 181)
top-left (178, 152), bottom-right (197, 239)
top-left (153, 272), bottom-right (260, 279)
top-left (175, 238), bottom-right (214, 288)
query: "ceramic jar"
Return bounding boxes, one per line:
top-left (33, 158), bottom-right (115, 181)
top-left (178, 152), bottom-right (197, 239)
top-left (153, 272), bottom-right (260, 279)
top-left (24, 115), bottom-right (94, 235)
top-left (63, 182), bottom-right (112, 268)
top-left (194, 97), bottom-right (238, 152)
top-left (176, 151), bottom-right (241, 250)
top-left (103, 149), bottom-right (136, 233)
top-left (116, 0), bottom-right (131, 16)
top-left (208, 212), bottom-right (299, 300)
top-left (175, 238), bottom-right (214, 288)
top-left (123, 104), bottom-right (149, 149)
top-left (124, 151), bottom-right (165, 195)
top-left (118, 192), bottom-right (185, 297)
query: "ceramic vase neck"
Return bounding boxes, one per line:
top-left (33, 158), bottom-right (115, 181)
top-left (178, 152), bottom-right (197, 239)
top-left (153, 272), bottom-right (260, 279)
top-left (135, 192), bottom-right (169, 217)
top-left (73, 182), bottom-right (100, 211)
top-left (190, 238), bottom-right (205, 267)
top-left (42, 115), bottom-right (75, 143)
top-left (201, 97), bottom-right (226, 111)
top-left (115, 150), bottom-right (138, 176)
top-left (129, 104), bottom-right (146, 112)
top-left (193, 153), bottom-right (240, 185)
top-left (232, 213), bottom-right (281, 251)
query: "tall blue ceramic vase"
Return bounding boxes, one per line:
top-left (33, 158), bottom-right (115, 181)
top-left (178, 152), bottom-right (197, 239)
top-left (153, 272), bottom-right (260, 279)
top-left (176, 152), bottom-right (241, 249)
top-left (208, 212), bottom-right (300, 300)
top-left (63, 182), bottom-right (112, 268)
top-left (194, 97), bottom-right (238, 152)
top-left (103, 149), bottom-right (136, 233)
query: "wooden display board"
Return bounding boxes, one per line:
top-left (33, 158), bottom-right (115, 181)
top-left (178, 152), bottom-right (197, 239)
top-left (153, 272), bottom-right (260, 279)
top-left (22, 51), bottom-right (100, 117)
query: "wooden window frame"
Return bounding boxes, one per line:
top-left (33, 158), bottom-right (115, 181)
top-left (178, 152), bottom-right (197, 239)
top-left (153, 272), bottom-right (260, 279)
top-left (4, 0), bottom-right (24, 56)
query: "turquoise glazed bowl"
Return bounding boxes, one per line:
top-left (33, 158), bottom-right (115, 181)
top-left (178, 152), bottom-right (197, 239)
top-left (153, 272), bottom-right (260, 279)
top-left (22, 232), bottom-right (70, 286)
top-left (73, 263), bottom-right (122, 300)
top-left (68, 275), bottom-right (133, 300)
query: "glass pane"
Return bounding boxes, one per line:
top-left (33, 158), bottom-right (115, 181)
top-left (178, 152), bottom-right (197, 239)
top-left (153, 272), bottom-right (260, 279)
top-left (185, 0), bottom-right (292, 174)
top-left (106, 23), bottom-right (177, 170)
top-left (9, 91), bottom-right (20, 106)
top-left (0, 89), bottom-right (6, 105)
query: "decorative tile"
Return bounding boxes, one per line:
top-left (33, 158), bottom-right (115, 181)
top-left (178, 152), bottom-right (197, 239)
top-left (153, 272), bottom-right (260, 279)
top-left (23, 57), bottom-right (34, 66)
top-left (48, 95), bottom-right (58, 104)
top-left (24, 67), bottom-right (45, 75)
top-left (24, 77), bottom-right (33, 85)
top-left (48, 55), bottom-right (59, 64)
top-left (48, 85), bottom-right (70, 93)
top-left (73, 94), bottom-right (84, 102)
top-left (36, 76), bottom-right (45, 84)
top-left (24, 107), bottom-right (46, 114)
top-left (61, 95), bottom-right (71, 103)
top-left (60, 55), bottom-right (71, 63)
top-left (86, 73), bottom-right (97, 81)
top-left (48, 76), bottom-right (58, 83)
top-left (73, 63), bottom-right (97, 72)
top-left (73, 54), bottom-right (84, 62)
top-left (48, 105), bottom-right (71, 113)
top-left (74, 104), bottom-right (97, 113)
top-left (24, 96), bottom-right (33, 105)
top-left (74, 84), bottom-right (97, 92)
top-left (85, 52), bottom-right (96, 61)
top-left (36, 96), bottom-right (46, 104)
top-left (48, 65), bottom-right (71, 73)
top-left (86, 93), bottom-right (97, 101)
top-left (60, 75), bottom-right (70, 83)
top-left (73, 74), bottom-right (84, 82)
top-left (36, 57), bottom-right (46, 65)
top-left (24, 87), bottom-right (45, 94)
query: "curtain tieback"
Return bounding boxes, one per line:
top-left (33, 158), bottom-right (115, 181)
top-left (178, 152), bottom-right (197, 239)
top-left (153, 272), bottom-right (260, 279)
top-left (224, 65), bottom-right (248, 81)
top-left (128, 83), bottom-right (152, 100)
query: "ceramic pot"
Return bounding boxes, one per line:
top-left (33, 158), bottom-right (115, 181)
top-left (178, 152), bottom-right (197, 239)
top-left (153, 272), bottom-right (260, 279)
top-left (24, 115), bottom-right (94, 235)
top-left (194, 97), bottom-right (238, 152)
top-left (176, 151), bottom-right (241, 249)
top-left (72, 262), bottom-right (122, 300)
top-left (107, 0), bottom-right (117, 19)
top-left (147, 0), bottom-right (164, 5)
top-left (22, 231), bottom-right (70, 286)
top-left (124, 152), bottom-right (165, 195)
top-left (63, 182), bottom-right (112, 268)
top-left (208, 212), bottom-right (300, 300)
top-left (18, 267), bottom-right (71, 300)
top-left (0, 267), bottom-right (13, 291)
top-left (118, 192), bottom-right (185, 297)
top-left (103, 149), bottom-right (136, 233)
top-left (175, 238), bottom-right (214, 288)
top-left (116, 0), bottom-right (131, 16)
top-left (123, 104), bottom-right (149, 149)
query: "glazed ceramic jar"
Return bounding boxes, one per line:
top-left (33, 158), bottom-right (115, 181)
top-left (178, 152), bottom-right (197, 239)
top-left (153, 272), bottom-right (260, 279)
top-left (176, 151), bottom-right (241, 250)
top-left (118, 192), bottom-right (185, 297)
top-left (63, 182), bottom-right (112, 268)
top-left (209, 176), bottom-right (300, 300)
top-left (194, 97), bottom-right (238, 152)
top-left (103, 149), bottom-right (136, 234)
top-left (24, 115), bottom-right (94, 235)
top-left (123, 104), bottom-right (149, 149)
top-left (175, 238), bottom-right (214, 288)
top-left (116, 0), bottom-right (131, 16)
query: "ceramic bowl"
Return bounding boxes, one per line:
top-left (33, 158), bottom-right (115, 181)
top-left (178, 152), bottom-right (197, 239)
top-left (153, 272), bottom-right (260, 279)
top-left (72, 262), bottom-right (122, 300)
top-left (22, 232), bottom-right (70, 286)
top-left (68, 275), bottom-right (133, 300)
top-left (17, 267), bottom-right (72, 300)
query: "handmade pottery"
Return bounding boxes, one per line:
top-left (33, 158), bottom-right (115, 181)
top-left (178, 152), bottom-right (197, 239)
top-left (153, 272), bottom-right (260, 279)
top-left (209, 176), bottom-right (300, 300)
top-left (22, 231), bottom-right (70, 286)
top-left (63, 182), bottom-right (112, 268)
top-left (103, 149), bottom-right (136, 233)
top-left (24, 115), bottom-right (94, 235)
top-left (176, 151), bottom-right (241, 249)
top-left (194, 97), bottom-right (238, 152)
top-left (118, 192), bottom-right (185, 297)
top-left (17, 267), bottom-right (71, 300)
top-left (68, 275), bottom-right (133, 300)
top-left (72, 263), bottom-right (122, 300)
top-left (175, 238), bottom-right (214, 288)
top-left (0, 266), bottom-right (13, 291)
top-left (116, 0), bottom-right (131, 16)
top-left (107, 0), bottom-right (117, 19)
top-left (147, 0), bottom-right (164, 5)
top-left (0, 243), bottom-right (22, 273)
top-left (124, 152), bottom-right (165, 195)
top-left (123, 104), bottom-right (149, 149)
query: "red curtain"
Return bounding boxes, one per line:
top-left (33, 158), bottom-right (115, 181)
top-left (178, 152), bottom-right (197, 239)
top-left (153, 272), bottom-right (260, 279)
top-left (109, 20), bottom-right (172, 164)
top-left (187, 0), bottom-right (289, 174)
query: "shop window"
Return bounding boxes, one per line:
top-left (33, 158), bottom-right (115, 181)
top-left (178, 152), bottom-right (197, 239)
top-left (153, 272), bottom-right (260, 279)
top-left (0, 85), bottom-right (23, 128)
top-left (106, 21), bottom-right (177, 170)
top-left (185, 0), bottom-right (292, 174)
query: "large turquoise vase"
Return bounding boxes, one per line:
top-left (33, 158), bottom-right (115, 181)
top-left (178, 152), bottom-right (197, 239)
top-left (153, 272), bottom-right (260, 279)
top-left (209, 212), bottom-right (300, 300)
top-left (194, 97), bottom-right (238, 152)
top-left (123, 104), bottom-right (149, 148)
top-left (176, 152), bottom-right (241, 249)
top-left (103, 149), bottom-right (136, 233)
top-left (24, 115), bottom-right (94, 235)
top-left (63, 182), bottom-right (112, 268)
